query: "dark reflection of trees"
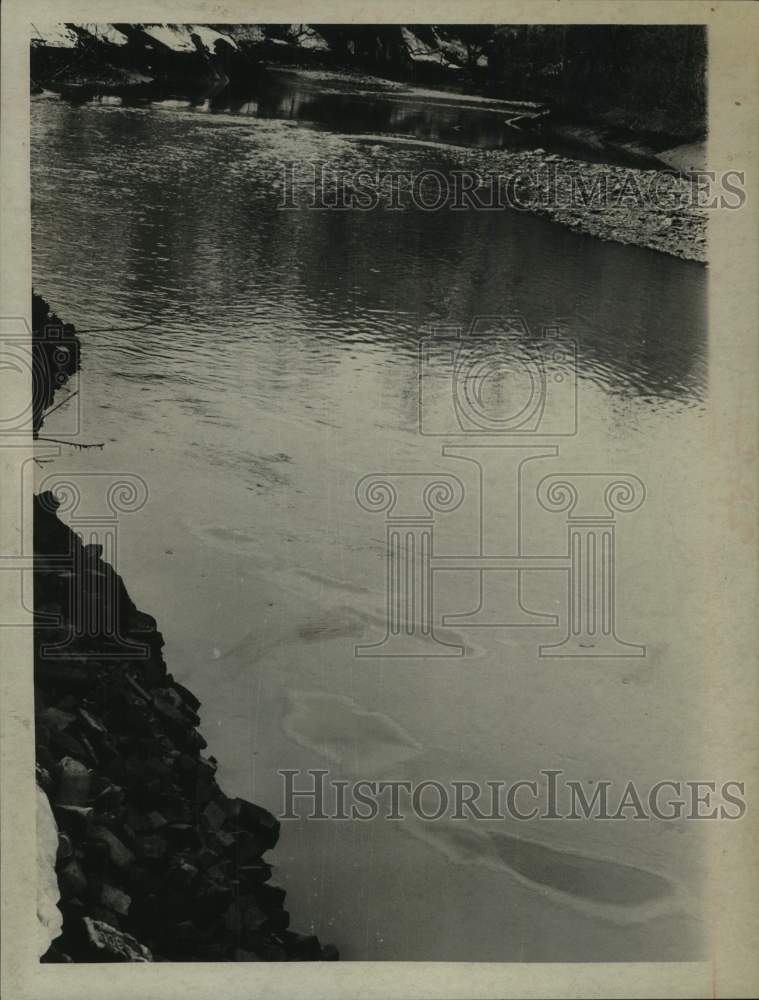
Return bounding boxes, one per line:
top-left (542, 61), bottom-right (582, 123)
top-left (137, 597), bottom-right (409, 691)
top-left (266, 191), bottom-right (706, 402)
top-left (33, 97), bottom-right (705, 414)
top-left (252, 77), bottom-right (522, 150)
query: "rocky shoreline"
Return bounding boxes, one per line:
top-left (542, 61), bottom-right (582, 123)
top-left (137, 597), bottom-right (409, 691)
top-left (33, 298), bottom-right (337, 963)
top-left (482, 149), bottom-right (709, 262)
top-left (35, 491), bottom-right (337, 962)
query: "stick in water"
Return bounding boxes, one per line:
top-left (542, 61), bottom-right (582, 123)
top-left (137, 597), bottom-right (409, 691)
top-left (35, 437), bottom-right (104, 450)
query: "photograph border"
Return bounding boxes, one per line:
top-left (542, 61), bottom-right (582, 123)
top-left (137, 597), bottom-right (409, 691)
top-left (2, 1), bottom-right (758, 997)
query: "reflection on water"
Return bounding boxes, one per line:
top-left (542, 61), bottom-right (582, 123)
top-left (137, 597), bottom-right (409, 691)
top-left (253, 72), bottom-right (530, 152)
top-left (32, 93), bottom-right (707, 961)
top-left (79, 67), bottom-right (663, 165)
top-left (31, 95), bottom-right (706, 409)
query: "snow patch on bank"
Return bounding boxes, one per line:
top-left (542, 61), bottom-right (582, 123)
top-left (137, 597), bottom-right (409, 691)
top-left (402, 27), bottom-right (461, 69)
top-left (80, 23), bottom-right (128, 47)
top-left (31, 23), bottom-right (78, 49)
top-left (189, 24), bottom-right (239, 52)
top-left (138, 23), bottom-right (238, 54)
top-left (288, 24), bottom-right (330, 52)
top-left (140, 24), bottom-right (197, 52)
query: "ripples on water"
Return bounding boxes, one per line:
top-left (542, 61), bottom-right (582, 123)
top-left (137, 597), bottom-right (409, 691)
top-left (31, 89), bottom-right (707, 962)
top-left (32, 93), bottom-right (706, 410)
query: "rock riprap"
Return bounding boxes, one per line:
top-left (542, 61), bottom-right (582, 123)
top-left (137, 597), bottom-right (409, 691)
top-left (35, 491), bottom-right (337, 962)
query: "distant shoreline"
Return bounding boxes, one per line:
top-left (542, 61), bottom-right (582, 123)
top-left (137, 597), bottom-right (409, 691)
top-left (30, 23), bottom-right (709, 263)
top-left (32, 78), bottom-right (709, 264)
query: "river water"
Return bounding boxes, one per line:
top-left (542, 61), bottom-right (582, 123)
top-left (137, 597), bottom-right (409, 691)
top-left (31, 77), bottom-right (708, 961)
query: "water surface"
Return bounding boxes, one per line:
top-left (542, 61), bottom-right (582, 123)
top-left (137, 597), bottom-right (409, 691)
top-left (32, 89), bottom-right (708, 961)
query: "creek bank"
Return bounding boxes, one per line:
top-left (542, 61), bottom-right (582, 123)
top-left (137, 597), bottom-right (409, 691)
top-left (31, 23), bottom-right (706, 150)
top-left (481, 149), bottom-right (708, 262)
top-left (271, 67), bottom-right (704, 174)
top-left (30, 25), bottom-right (709, 263)
top-left (534, 120), bottom-right (707, 175)
top-left (323, 141), bottom-right (707, 262)
top-left (34, 487), bottom-right (338, 962)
